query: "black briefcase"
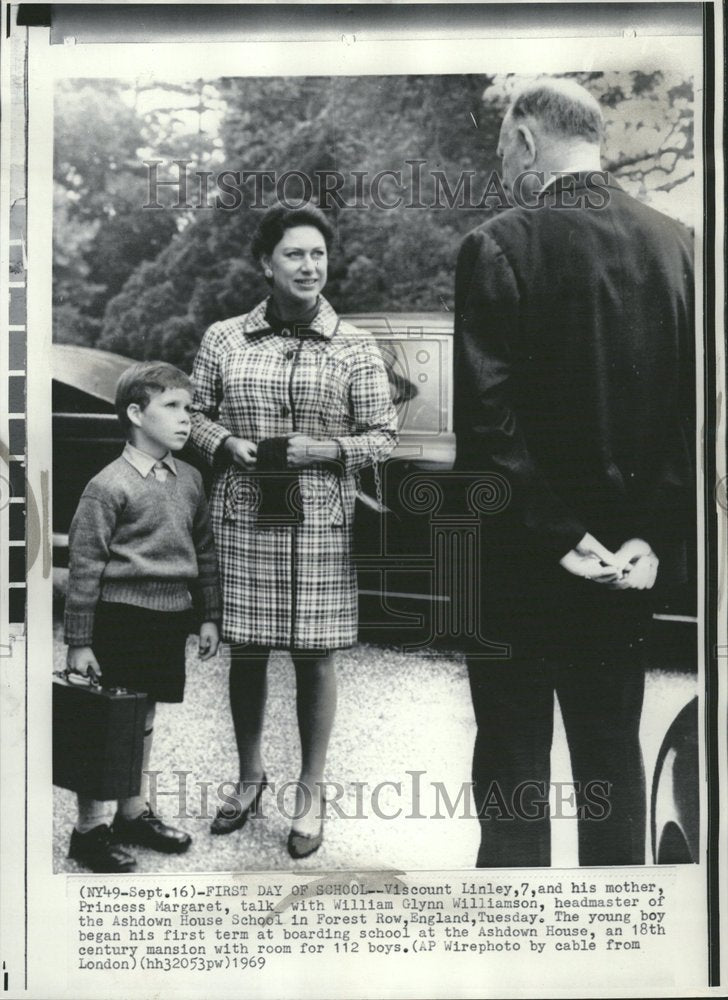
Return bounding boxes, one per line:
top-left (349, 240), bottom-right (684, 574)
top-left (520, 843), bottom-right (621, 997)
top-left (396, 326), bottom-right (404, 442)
top-left (52, 669), bottom-right (147, 800)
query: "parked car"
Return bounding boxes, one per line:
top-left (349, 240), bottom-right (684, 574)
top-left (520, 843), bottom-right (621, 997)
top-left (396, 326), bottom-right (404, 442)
top-left (650, 695), bottom-right (699, 864)
top-left (53, 344), bottom-right (138, 560)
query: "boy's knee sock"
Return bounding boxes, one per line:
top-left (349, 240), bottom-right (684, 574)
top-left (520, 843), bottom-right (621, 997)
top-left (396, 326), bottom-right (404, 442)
top-left (118, 701), bottom-right (156, 820)
top-left (75, 797), bottom-right (111, 834)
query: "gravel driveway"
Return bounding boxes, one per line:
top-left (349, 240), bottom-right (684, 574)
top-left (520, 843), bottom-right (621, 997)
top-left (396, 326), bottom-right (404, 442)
top-left (52, 626), bottom-right (695, 873)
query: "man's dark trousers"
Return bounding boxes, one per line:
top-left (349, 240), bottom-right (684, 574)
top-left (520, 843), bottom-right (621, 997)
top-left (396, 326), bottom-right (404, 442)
top-left (467, 649), bottom-right (646, 868)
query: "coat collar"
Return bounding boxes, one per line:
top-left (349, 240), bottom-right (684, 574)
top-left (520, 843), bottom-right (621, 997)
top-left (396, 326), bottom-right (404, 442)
top-left (243, 295), bottom-right (341, 340)
top-left (537, 170), bottom-right (624, 202)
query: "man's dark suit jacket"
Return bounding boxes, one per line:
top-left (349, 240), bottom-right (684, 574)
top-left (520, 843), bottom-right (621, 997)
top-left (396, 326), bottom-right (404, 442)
top-left (453, 173), bottom-right (695, 654)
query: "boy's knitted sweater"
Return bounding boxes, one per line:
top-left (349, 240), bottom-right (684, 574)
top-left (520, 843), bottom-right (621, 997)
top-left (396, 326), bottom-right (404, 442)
top-left (64, 454), bottom-right (221, 646)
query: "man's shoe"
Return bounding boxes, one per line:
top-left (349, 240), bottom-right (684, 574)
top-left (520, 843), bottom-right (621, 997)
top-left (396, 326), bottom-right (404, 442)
top-left (113, 806), bottom-right (192, 854)
top-left (210, 775), bottom-right (268, 835)
top-left (69, 824), bottom-right (137, 873)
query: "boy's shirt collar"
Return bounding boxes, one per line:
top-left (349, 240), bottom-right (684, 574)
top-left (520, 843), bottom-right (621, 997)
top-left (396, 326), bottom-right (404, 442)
top-left (122, 442), bottom-right (178, 479)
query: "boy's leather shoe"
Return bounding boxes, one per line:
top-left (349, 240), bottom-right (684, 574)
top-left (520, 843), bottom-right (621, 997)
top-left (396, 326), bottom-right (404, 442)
top-left (69, 824), bottom-right (137, 873)
top-left (113, 806), bottom-right (192, 854)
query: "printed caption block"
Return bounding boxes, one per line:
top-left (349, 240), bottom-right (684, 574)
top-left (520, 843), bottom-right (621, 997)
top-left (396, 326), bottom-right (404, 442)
top-left (60, 870), bottom-right (692, 994)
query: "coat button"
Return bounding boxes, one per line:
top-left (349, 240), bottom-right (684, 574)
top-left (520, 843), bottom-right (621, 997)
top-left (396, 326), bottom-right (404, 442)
top-left (280, 405), bottom-right (290, 418)
top-left (286, 349), bottom-right (295, 360)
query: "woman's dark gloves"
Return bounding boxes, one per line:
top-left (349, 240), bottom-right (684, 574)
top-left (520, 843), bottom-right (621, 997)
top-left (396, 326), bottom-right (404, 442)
top-left (256, 437), bottom-right (302, 523)
top-left (256, 437), bottom-right (291, 472)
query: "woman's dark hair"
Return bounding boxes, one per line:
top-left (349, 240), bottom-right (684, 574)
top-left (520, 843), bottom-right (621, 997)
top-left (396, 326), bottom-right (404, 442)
top-left (251, 204), bottom-right (335, 262)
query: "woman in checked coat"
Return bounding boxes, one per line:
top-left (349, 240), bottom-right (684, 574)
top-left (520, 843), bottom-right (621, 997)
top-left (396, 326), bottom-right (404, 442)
top-left (190, 204), bottom-right (398, 857)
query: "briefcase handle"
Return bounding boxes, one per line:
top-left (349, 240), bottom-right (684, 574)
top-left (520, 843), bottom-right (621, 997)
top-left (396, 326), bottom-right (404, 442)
top-left (54, 666), bottom-right (101, 688)
top-left (53, 667), bottom-right (131, 697)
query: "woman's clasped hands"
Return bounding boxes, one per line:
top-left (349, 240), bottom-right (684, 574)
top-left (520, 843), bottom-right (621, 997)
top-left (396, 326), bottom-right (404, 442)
top-left (223, 436), bottom-right (257, 469)
top-left (286, 434), bottom-right (340, 468)
top-left (224, 434), bottom-right (339, 470)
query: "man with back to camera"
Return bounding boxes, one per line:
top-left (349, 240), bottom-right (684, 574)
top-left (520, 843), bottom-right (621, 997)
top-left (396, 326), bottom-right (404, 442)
top-left (453, 77), bottom-right (695, 866)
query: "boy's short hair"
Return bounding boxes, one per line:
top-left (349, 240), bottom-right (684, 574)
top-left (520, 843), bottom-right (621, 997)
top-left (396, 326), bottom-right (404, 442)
top-left (115, 361), bottom-right (193, 434)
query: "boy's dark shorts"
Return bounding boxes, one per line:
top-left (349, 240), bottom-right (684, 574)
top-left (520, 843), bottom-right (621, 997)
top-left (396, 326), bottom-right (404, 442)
top-left (92, 601), bottom-right (192, 703)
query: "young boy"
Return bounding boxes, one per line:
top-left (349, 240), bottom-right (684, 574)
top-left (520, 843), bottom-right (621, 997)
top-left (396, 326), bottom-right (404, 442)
top-left (64, 361), bottom-right (221, 873)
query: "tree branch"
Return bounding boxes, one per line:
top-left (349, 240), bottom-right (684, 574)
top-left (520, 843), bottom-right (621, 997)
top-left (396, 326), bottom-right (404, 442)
top-left (653, 170), bottom-right (694, 193)
top-left (606, 145), bottom-right (692, 173)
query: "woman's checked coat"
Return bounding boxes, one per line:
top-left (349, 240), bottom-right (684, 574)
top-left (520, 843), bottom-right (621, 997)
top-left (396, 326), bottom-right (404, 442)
top-left (190, 296), bottom-right (399, 649)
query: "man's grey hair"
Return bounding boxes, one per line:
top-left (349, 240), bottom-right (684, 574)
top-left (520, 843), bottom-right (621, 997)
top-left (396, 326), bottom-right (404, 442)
top-left (508, 78), bottom-right (604, 145)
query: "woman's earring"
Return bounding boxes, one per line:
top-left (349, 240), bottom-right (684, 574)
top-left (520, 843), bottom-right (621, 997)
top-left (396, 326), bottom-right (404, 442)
top-left (264, 268), bottom-right (272, 278)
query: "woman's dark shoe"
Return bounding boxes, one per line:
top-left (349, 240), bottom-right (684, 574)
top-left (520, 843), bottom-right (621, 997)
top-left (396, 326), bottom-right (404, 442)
top-left (287, 798), bottom-right (326, 859)
top-left (113, 805), bottom-right (192, 854)
top-left (69, 824), bottom-right (137, 873)
top-left (210, 774), bottom-right (268, 835)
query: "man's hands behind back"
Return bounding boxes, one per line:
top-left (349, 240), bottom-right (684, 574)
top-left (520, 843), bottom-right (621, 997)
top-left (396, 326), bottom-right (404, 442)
top-left (560, 533), bottom-right (659, 590)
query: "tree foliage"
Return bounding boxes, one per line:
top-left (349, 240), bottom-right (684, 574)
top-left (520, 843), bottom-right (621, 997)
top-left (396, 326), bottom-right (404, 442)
top-left (97, 73), bottom-right (504, 368)
top-left (54, 71), bottom-right (696, 367)
top-left (54, 81), bottom-right (180, 345)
